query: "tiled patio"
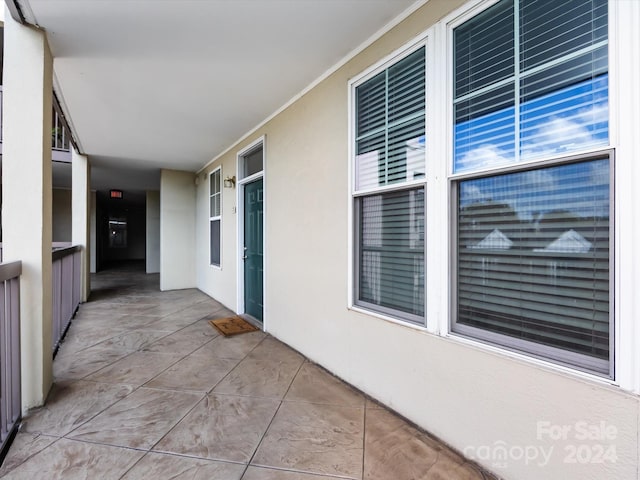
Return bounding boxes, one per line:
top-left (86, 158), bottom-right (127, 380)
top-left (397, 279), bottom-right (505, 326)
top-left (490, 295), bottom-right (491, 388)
top-left (0, 266), bottom-right (497, 479)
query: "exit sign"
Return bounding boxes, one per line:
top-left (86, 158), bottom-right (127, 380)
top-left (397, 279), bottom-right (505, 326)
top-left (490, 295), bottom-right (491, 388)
top-left (110, 190), bottom-right (123, 199)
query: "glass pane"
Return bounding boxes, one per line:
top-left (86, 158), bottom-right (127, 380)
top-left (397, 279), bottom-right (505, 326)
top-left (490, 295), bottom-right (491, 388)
top-left (212, 170), bottom-right (221, 194)
top-left (356, 71), bottom-right (386, 137)
top-left (388, 47), bottom-right (425, 123)
top-left (356, 132), bottom-right (386, 190)
top-left (456, 159), bottom-right (610, 371)
top-left (210, 219), bottom-right (221, 266)
top-left (388, 117), bottom-right (425, 184)
top-left (243, 147), bottom-right (263, 178)
top-left (355, 47), bottom-right (425, 191)
top-left (108, 218), bottom-right (127, 248)
top-left (454, 0), bottom-right (514, 98)
top-left (520, 48), bottom-right (608, 160)
top-left (359, 188), bottom-right (425, 319)
top-left (520, 0), bottom-right (608, 72)
top-left (214, 195), bottom-right (221, 217)
top-left (454, 83), bottom-right (516, 172)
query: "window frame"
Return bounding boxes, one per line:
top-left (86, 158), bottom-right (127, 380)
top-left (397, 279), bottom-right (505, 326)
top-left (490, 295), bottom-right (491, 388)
top-left (209, 166), bottom-right (222, 268)
top-left (349, 39), bottom-right (429, 326)
top-left (446, 0), bottom-right (614, 378)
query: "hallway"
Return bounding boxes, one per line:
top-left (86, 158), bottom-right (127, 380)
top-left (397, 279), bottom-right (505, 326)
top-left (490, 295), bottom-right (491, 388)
top-left (0, 269), bottom-right (497, 479)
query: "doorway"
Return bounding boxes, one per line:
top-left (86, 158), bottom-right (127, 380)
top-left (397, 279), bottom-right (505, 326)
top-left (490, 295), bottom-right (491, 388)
top-left (95, 190), bottom-right (147, 271)
top-left (238, 139), bottom-right (265, 323)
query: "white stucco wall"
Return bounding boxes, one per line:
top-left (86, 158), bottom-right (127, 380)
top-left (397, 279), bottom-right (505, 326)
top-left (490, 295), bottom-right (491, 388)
top-left (146, 190), bottom-right (160, 274)
top-left (160, 169), bottom-right (196, 290)
top-left (195, 169), bottom-right (238, 312)
top-left (194, 1), bottom-right (640, 478)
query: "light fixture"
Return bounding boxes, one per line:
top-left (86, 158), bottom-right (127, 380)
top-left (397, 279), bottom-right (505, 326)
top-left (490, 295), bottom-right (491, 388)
top-left (224, 175), bottom-right (236, 188)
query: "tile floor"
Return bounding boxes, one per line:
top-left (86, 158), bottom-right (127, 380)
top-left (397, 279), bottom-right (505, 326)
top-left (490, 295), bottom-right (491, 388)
top-left (0, 266), bottom-right (498, 479)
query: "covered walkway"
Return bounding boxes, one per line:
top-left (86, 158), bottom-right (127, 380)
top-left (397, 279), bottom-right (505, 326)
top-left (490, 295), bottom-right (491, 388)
top-left (0, 269), bottom-right (496, 479)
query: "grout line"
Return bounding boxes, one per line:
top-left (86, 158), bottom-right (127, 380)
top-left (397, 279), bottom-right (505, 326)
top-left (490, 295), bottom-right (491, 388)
top-left (143, 390), bottom-right (207, 461)
top-left (0, 433), bottom-right (62, 477)
top-left (242, 356), bottom-right (307, 473)
top-left (205, 333), bottom-right (269, 395)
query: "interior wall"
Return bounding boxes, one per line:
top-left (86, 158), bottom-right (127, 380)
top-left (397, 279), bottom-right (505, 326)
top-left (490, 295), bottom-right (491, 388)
top-left (194, 1), bottom-right (640, 479)
top-left (160, 169), bottom-right (196, 290)
top-left (146, 190), bottom-right (160, 273)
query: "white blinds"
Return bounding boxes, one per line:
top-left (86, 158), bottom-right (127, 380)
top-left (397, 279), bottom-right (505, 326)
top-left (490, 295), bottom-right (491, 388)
top-left (453, 0), bottom-right (608, 173)
top-left (355, 47), bottom-right (425, 191)
top-left (456, 158), bottom-right (610, 373)
top-left (210, 170), bottom-right (221, 217)
top-left (354, 47), bottom-right (426, 322)
top-left (209, 169), bottom-right (221, 267)
top-left (210, 219), bottom-right (221, 266)
top-left (358, 188), bottom-right (425, 320)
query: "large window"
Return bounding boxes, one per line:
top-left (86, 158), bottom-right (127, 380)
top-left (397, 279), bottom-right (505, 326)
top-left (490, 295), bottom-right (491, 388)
top-left (353, 46), bottom-right (426, 324)
top-left (451, 0), bottom-right (611, 375)
top-left (209, 168), bottom-right (222, 267)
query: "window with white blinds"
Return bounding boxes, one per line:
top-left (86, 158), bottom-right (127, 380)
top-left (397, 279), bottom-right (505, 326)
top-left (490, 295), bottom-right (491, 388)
top-left (357, 188), bottom-right (425, 321)
top-left (451, 0), bottom-right (611, 375)
top-left (455, 158), bottom-right (611, 374)
top-left (353, 46), bottom-right (426, 323)
top-left (209, 168), bottom-right (222, 267)
top-left (453, 0), bottom-right (608, 173)
top-left (355, 47), bottom-right (426, 192)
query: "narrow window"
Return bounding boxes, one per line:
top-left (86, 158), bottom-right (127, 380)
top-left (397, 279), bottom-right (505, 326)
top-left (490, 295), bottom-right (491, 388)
top-left (209, 168), bottom-right (222, 267)
top-left (353, 46), bottom-right (426, 324)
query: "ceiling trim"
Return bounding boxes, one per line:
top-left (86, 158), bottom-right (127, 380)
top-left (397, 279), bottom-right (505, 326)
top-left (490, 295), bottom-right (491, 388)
top-left (197, 0), bottom-right (430, 175)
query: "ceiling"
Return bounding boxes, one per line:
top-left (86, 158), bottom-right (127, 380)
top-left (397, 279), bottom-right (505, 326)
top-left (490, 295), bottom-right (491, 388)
top-left (13, 0), bottom-right (419, 191)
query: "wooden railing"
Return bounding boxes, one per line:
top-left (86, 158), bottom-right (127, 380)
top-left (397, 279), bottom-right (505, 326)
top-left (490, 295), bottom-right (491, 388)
top-left (0, 261), bottom-right (22, 464)
top-left (52, 245), bottom-right (82, 354)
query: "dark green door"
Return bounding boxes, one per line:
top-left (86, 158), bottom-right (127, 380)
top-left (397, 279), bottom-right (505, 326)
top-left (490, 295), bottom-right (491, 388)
top-left (244, 179), bottom-right (263, 321)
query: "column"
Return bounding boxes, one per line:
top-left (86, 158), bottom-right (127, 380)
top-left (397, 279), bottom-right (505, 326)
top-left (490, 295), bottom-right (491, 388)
top-left (160, 169), bottom-right (196, 291)
top-left (2, 9), bottom-right (54, 409)
top-left (72, 148), bottom-right (91, 301)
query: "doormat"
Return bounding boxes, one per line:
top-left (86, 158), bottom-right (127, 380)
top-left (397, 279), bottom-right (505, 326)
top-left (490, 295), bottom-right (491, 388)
top-left (209, 316), bottom-right (259, 337)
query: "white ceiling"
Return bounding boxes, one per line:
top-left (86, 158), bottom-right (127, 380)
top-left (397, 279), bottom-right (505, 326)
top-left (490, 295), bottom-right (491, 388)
top-left (18, 0), bottom-right (419, 191)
